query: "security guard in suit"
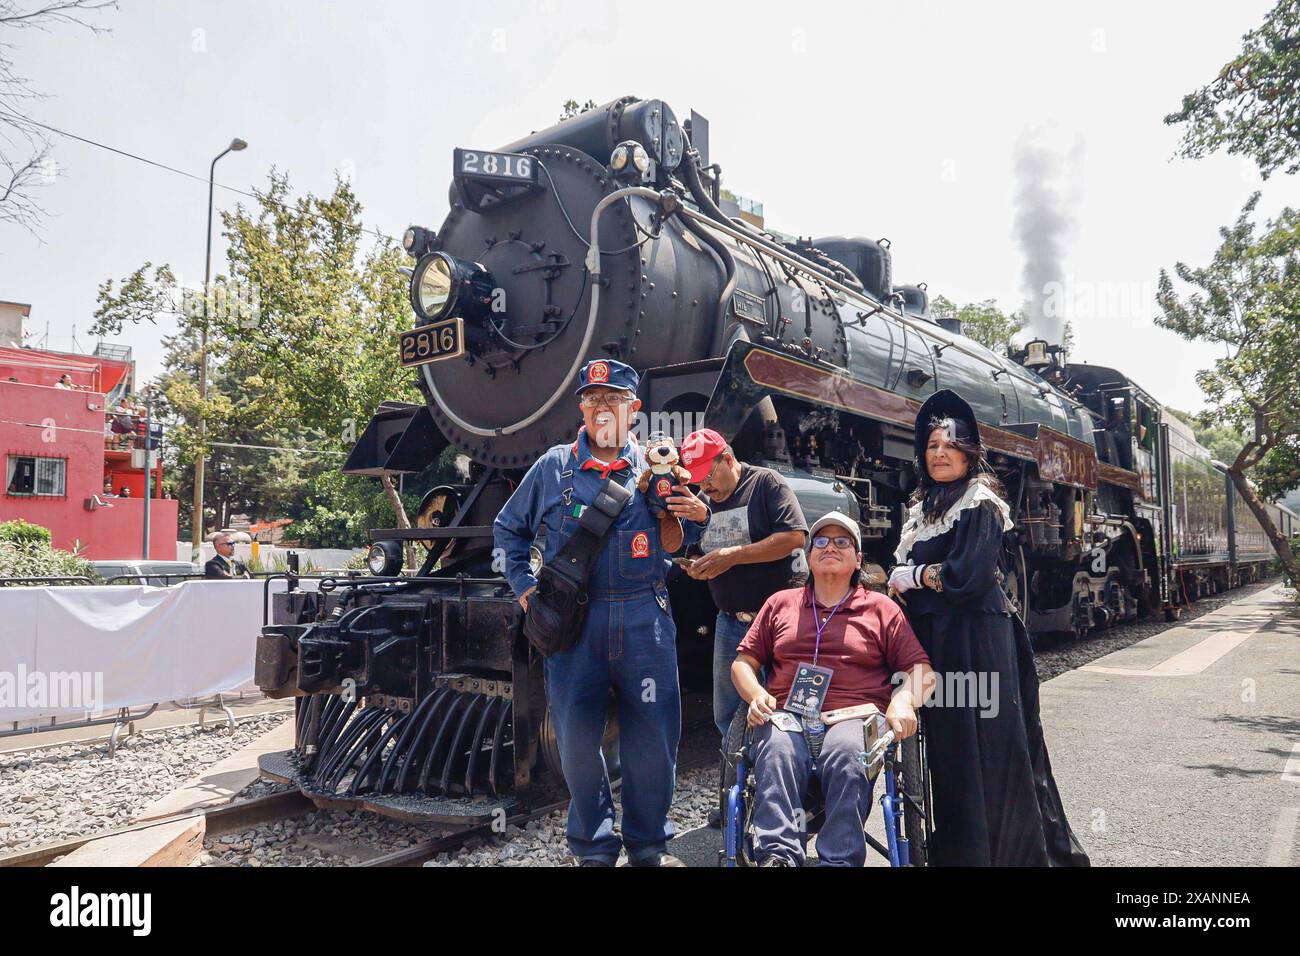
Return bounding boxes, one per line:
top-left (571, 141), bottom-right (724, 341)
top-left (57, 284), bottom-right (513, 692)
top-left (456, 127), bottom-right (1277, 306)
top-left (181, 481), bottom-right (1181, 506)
top-left (204, 533), bottom-right (250, 579)
top-left (494, 359), bottom-right (709, 867)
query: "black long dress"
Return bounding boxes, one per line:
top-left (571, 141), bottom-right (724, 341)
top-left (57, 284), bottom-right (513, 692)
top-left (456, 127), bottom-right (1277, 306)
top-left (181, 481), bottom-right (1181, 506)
top-left (902, 494), bottom-right (1090, 867)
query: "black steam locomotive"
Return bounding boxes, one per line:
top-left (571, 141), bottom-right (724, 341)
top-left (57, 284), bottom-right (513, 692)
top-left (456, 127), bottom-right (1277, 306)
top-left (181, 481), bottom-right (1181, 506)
top-left (254, 95), bottom-right (1295, 820)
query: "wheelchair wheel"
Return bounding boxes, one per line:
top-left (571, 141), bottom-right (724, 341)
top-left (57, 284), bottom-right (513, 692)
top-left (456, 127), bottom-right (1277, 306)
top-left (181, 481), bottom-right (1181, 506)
top-left (719, 703), bottom-right (757, 867)
top-left (899, 731), bottom-right (930, 867)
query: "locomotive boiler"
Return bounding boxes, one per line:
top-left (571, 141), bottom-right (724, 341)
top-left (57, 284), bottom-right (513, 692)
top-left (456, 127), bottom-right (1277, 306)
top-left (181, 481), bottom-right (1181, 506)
top-left (254, 95), bottom-right (1281, 819)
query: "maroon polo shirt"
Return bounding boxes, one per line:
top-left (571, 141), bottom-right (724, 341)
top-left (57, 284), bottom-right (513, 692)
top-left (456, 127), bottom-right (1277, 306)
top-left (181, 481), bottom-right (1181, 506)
top-left (736, 583), bottom-right (929, 713)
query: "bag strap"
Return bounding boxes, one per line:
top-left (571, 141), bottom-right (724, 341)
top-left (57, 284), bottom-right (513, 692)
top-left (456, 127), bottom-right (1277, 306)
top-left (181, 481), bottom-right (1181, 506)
top-left (544, 476), bottom-right (633, 588)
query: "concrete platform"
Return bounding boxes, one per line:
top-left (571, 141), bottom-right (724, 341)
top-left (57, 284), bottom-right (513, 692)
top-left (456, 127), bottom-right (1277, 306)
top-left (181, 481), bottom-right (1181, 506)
top-left (131, 718), bottom-right (297, 822)
top-left (1042, 583), bottom-right (1300, 866)
top-left (50, 817), bottom-right (206, 868)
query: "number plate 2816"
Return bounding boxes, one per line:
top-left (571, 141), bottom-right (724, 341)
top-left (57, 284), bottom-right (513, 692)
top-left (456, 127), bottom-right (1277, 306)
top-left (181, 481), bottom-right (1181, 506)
top-left (399, 317), bottom-right (465, 368)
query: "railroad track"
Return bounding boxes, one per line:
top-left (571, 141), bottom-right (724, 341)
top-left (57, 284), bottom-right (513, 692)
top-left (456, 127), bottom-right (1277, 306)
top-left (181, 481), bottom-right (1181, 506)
top-left (0, 789), bottom-right (315, 868)
top-left (0, 712), bottom-right (721, 869)
top-left (0, 786), bottom-right (578, 868)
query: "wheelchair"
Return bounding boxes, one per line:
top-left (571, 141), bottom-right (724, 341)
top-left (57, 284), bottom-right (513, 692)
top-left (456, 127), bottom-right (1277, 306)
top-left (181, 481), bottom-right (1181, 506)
top-left (719, 701), bottom-right (932, 867)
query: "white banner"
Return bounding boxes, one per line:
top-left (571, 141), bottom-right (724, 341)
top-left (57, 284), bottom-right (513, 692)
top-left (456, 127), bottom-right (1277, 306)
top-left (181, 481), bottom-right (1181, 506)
top-left (0, 579), bottom-right (304, 725)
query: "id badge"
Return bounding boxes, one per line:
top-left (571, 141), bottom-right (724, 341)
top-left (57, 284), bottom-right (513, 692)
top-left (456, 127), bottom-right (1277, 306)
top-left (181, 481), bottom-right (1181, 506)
top-left (785, 662), bottom-right (833, 719)
top-left (769, 711), bottom-right (802, 734)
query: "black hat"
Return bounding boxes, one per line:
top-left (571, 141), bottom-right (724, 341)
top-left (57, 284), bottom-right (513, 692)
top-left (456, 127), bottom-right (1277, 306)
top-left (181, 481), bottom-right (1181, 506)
top-left (913, 389), bottom-right (982, 479)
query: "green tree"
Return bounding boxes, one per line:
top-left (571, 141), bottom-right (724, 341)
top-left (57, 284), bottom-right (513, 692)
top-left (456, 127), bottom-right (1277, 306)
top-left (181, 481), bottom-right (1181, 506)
top-left (1156, 192), bottom-right (1300, 583)
top-left (1164, 406), bottom-right (1251, 467)
top-left (1165, 0), bottom-right (1300, 179)
top-left (92, 171), bottom-right (445, 547)
top-left (559, 98), bottom-right (597, 121)
top-left (931, 295), bottom-right (1026, 354)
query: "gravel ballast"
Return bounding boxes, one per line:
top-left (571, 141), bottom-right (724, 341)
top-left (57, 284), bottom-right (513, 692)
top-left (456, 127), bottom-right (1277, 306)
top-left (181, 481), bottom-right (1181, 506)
top-left (0, 712), bottom-right (289, 853)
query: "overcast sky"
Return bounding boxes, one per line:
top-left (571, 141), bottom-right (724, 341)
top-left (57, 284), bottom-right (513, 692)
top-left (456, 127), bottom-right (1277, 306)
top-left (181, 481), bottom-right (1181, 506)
top-left (1, 0), bottom-right (1290, 413)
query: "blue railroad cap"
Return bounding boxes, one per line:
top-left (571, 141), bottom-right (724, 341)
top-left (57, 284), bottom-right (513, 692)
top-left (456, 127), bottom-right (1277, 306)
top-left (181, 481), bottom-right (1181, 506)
top-left (575, 359), bottom-right (639, 394)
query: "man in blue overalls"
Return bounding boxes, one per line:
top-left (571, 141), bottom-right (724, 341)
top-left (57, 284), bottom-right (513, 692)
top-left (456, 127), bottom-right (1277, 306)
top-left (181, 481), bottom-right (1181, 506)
top-left (494, 359), bottom-right (709, 867)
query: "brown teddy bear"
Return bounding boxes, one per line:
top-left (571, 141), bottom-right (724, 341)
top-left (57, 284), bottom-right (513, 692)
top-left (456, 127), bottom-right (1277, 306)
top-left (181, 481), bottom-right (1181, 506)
top-left (637, 433), bottom-right (692, 553)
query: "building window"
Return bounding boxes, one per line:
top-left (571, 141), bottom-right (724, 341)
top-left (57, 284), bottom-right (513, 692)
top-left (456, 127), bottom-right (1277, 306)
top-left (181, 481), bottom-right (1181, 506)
top-left (5, 455), bottom-right (67, 497)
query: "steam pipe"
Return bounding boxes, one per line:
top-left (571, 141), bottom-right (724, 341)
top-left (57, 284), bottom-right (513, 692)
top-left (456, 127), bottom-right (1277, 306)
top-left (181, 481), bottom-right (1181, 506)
top-left (680, 154), bottom-right (854, 293)
top-left (676, 208), bottom-right (737, 353)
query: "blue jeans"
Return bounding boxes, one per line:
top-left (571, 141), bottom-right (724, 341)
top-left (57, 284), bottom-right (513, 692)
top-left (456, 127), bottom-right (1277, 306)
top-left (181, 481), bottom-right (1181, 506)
top-left (750, 718), bottom-right (875, 867)
top-left (713, 611), bottom-right (754, 739)
top-left (543, 587), bottom-right (681, 865)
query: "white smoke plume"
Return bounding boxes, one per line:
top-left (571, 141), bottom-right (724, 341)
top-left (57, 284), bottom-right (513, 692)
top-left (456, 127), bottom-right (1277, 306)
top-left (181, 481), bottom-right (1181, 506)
top-left (1012, 125), bottom-right (1084, 345)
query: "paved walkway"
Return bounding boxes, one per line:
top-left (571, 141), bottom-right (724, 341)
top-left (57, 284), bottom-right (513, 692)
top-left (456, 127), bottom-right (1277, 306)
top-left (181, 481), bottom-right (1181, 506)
top-left (1046, 582), bottom-right (1298, 866)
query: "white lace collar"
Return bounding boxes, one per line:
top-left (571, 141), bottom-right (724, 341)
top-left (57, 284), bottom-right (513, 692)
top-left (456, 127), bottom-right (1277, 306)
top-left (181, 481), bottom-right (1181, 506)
top-left (893, 480), bottom-right (1013, 563)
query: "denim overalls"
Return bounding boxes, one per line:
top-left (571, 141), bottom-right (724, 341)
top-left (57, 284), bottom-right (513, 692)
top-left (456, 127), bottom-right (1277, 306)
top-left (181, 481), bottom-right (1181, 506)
top-left (494, 429), bottom-right (705, 864)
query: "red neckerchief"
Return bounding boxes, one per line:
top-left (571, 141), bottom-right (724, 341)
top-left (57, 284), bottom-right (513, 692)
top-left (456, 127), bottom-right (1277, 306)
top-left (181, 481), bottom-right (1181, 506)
top-left (571, 427), bottom-right (631, 478)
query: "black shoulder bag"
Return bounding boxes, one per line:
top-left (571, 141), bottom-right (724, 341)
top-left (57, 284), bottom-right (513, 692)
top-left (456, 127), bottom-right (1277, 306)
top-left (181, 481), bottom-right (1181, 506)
top-left (522, 476), bottom-right (632, 657)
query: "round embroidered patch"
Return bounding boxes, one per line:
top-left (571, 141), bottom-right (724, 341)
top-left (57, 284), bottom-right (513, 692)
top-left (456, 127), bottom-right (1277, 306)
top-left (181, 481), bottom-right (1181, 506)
top-left (631, 531), bottom-right (650, 558)
top-left (588, 361), bottom-right (609, 384)
top-left (655, 477), bottom-right (673, 499)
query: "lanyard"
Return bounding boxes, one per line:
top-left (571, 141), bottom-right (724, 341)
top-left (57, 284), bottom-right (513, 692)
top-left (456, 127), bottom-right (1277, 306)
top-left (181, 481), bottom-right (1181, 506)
top-left (811, 586), bottom-right (851, 666)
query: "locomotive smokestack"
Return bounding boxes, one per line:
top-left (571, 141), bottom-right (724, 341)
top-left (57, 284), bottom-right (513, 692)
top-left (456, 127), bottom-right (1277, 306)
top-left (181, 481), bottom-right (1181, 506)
top-left (1012, 125), bottom-right (1083, 347)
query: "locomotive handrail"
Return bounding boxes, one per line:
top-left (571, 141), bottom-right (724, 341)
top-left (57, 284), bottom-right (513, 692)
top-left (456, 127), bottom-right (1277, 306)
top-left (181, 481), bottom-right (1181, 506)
top-left (674, 203), bottom-right (1069, 402)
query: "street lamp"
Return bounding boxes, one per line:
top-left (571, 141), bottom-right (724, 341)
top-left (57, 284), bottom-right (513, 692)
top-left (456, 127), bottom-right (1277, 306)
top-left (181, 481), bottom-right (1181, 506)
top-left (193, 137), bottom-right (248, 560)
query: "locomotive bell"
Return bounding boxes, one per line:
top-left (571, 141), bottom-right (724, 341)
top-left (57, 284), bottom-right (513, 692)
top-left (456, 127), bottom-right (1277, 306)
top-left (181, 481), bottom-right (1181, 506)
top-left (1023, 338), bottom-right (1051, 369)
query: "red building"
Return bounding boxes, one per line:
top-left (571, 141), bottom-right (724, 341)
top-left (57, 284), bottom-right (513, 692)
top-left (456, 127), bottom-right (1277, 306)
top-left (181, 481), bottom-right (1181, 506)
top-left (0, 332), bottom-right (179, 560)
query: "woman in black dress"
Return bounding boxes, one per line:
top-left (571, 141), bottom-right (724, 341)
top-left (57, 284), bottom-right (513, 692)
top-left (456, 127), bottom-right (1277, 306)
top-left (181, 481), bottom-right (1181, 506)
top-left (889, 389), bottom-right (1089, 867)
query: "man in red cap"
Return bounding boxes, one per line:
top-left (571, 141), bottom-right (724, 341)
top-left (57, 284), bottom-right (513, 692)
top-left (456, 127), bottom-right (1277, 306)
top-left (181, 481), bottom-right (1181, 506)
top-left (679, 429), bottom-right (807, 825)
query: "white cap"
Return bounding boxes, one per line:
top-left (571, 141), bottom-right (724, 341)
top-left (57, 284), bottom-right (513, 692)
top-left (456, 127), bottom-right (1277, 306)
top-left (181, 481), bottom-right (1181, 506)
top-left (808, 511), bottom-right (862, 552)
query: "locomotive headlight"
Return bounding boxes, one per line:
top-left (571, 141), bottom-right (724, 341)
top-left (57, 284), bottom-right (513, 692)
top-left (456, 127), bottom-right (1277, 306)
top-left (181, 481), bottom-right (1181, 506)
top-left (414, 254), bottom-right (454, 319)
top-left (630, 143), bottom-right (650, 173)
top-left (402, 225), bottom-right (435, 258)
top-left (410, 252), bottom-right (497, 323)
top-left (367, 540), bottom-right (404, 576)
top-left (609, 140), bottom-right (650, 180)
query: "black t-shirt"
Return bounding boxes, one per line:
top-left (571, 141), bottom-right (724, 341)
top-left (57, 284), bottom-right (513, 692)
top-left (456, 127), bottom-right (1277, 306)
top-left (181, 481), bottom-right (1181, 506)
top-left (698, 464), bottom-right (808, 613)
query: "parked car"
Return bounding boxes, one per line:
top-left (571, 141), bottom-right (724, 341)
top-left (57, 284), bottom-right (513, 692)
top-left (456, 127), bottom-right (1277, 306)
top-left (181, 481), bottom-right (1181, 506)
top-left (91, 560), bottom-right (198, 586)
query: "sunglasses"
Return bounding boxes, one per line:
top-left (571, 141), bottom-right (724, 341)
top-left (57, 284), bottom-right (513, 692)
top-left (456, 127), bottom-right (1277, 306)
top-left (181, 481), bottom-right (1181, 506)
top-left (812, 535), bottom-right (855, 550)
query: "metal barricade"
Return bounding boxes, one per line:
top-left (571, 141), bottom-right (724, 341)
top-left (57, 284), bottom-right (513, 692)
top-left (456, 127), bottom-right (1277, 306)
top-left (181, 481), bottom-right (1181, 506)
top-left (1, 704), bottom-right (159, 755)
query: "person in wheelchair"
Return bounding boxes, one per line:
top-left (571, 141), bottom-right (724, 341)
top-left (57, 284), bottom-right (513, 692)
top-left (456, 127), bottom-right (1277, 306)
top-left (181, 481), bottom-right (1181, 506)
top-left (730, 511), bottom-right (934, 867)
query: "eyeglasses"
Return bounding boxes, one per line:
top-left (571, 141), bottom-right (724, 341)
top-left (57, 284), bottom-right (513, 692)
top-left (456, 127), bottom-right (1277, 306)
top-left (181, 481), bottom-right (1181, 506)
top-left (812, 535), bottom-right (855, 551)
top-left (700, 456), bottom-right (725, 486)
top-left (579, 392), bottom-right (635, 410)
